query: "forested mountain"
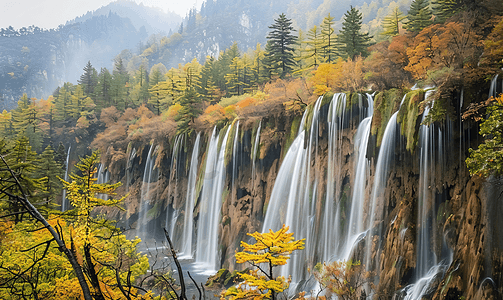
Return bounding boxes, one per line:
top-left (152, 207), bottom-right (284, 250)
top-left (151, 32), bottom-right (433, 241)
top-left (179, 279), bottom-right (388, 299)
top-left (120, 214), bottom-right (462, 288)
top-left (67, 0), bottom-right (182, 36)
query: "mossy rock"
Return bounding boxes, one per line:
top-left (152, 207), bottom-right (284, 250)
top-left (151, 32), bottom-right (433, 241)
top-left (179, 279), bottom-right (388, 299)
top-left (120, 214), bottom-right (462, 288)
top-left (397, 89), bottom-right (424, 152)
top-left (205, 268), bottom-right (247, 289)
top-left (372, 89), bottom-right (404, 147)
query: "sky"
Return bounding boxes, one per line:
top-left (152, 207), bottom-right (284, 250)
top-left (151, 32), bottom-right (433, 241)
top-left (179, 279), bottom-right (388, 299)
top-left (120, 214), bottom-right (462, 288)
top-left (0, 0), bottom-right (202, 30)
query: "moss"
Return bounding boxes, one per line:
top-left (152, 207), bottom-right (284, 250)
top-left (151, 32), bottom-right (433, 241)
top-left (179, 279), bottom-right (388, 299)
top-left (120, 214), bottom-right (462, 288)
top-left (397, 89), bottom-right (423, 152)
top-left (283, 115), bottom-right (302, 158)
top-left (221, 187), bottom-right (230, 204)
top-left (372, 89), bottom-right (404, 147)
top-left (224, 119), bottom-right (239, 166)
top-left (321, 92), bottom-right (334, 107)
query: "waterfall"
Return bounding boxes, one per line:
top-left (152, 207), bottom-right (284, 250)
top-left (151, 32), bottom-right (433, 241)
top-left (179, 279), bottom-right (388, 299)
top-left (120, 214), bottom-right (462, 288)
top-left (61, 145), bottom-right (71, 211)
top-left (404, 91), bottom-right (453, 299)
top-left (180, 133), bottom-right (201, 258)
top-left (136, 144), bottom-right (157, 241)
top-left (232, 120), bottom-right (240, 190)
top-left (195, 126), bottom-right (231, 272)
top-left (365, 95), bottom-right (406, 270)
top-left (416, 98), bottom-right (435, 278)
top-left (322, 93), bottom-right (347, 262)
top-left (489, 74), bottom-right (499, 98)
top-left (125, 147), bottom-right (136, 229)
top-left (342, 116), bottom-right (373, 259)
top-left (165, 134), bottom-right (185, 240)
top-left (262, 96), bottom-right (325, 284)
top-left (95, 163), bottom-right (109, 200)
top-left (251, 121), bottom-right (261, 183)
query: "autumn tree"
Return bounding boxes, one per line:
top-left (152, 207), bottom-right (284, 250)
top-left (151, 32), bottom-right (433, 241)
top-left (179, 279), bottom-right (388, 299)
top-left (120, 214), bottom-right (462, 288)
top-left (405, 22), bottom-right (480, 82)
top-left (404, 0), bottom-right (432, 33)
top-left (221, 225), bottom-right (305, 300)
top-left (337, 6), bottom-right (372, 60)
top-left (312, 260), bottom-right (370, 300)
top-left (265, 13), bottom-right (297, 78)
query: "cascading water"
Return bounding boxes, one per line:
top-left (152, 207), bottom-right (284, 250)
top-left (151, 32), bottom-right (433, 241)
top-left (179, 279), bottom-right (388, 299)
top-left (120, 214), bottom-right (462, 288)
top-left (232, 120), bottom-right (240, 190)
top-left (262, 96), bottom-right (324, 285)
top-left (251, 121), bottom-right (261, 182)
top-left (136, 144), bottom-right (158, 241)
top-left (365, 95), bottom-right (406, 271)
top-left (61, 145), bottom-right (71, 211)
top-left (321, 93), bottom-right (347, 262)
top-left (165, 134), bottom-right (185, 241)
top-left (125, 147), bottom-right (136, 229)
top-left (404, 91), bottom-right (453, 299)
top-left (180, 133), bottom-right (201, 258)
top-left (95, 163), bottom-right (109, 200)
top-left (195, 126), bottom-right (231, 272)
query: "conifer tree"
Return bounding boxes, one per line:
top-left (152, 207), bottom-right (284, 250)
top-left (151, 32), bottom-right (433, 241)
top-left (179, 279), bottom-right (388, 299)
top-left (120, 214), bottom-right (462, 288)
top-left (320, 13), bottom-right (337, 63)
top-left (405, 0), bottom-right (433, 33)
top-left (301, 25), bottom-right (323, 69)
top-left (431, 0), bottom-right (462, 23)
top-left (265, 13), bottom-right (297, 78)
top-left (36, 145), bottom-right (63, 207)
top-left (78, 61), bottom-right (98, 98)
top-left (381, 7), bottom-right (406, 37)
top-left (175, 89), bottom-right (201, 135)
top-left (95, 68), bottom-right (112, 109)
top-left (251, 43), bottom-right (267, 87)
top-left (337, 6), bottom-right (372, 60)
top-left (110, 58), bottom-right (129, 110)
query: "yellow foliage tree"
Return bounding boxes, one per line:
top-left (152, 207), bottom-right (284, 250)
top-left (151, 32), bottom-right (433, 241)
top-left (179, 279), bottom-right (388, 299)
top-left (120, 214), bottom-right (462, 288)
top-left (221, 225), bottom-right (305, 300)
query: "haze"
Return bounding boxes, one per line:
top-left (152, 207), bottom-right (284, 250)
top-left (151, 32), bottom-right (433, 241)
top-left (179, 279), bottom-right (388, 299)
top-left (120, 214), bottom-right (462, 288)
top-left (0, 0), bottom-right (201, 30)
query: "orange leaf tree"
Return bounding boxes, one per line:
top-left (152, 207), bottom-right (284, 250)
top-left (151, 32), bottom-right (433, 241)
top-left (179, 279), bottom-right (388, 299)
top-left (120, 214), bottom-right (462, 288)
top-left (221, 225), bottom-right (305, 300)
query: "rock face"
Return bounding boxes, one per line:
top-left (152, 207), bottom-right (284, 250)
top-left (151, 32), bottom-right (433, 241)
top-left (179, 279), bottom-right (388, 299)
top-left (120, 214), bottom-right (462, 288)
top-left (95, 91), bottom-right (502, 298)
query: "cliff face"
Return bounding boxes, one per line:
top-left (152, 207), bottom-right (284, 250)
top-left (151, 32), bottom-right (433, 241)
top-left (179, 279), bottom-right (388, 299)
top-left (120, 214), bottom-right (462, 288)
top-left (93, 91), bottom-right (502, 298)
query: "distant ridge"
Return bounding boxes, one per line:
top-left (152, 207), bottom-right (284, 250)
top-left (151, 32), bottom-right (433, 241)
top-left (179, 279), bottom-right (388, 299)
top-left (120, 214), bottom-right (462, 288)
top-left (67, 0), bottom-right (182, 35)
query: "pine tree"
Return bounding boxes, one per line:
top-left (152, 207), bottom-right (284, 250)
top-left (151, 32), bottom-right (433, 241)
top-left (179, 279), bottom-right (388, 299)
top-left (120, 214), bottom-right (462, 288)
top-left (337, 6), bottom-right (372, 60)
top-left (431, 0), bottom-right (462, 23)
top-left (36, 145), bottom-right (64, 207)
top-left (95, 68), bottom-right (112, 109)
top-left (405, 0), bottom-right (433, 33)
top-left (175, 89), bottom-right (201, 135)
top-left (110, 58), bottom-right (129, 110)
top-left (320, 13), bottom-right (337, 63)
top-left (266, 13), bottom-right (297, 78)
top-left (78, 61), bottom-right (98, 98)
top-left (381, 7), bottom-right (406, 37)
top-left (251, 43), bottom-right (266, 87)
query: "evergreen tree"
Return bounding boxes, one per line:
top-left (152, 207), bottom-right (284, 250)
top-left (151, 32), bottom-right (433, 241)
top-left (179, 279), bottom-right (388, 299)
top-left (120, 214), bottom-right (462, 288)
top-left (111, 58), bottom-right (129, 110)
top-left (266, 13), bottom-right (297, 78)
top-left (405, 0), bottom-right (433, 33)
top-left (320, 13), bottom-right (337, 63)
top-left (175, 89), bottom-right (201, 135)
top-left (337, 6), bottom-right (372, 59)
top-left (54, 142), bottom-right (67, 170)
top-left (78, 61), bottom-right (98, 98)
top-left (36, 145), bottom-right (64, 207)
top-left (95, 68), bottom-right (112, 109)
top-left (54, 83), bottom-right (73, 121)
top-left (0, 136), bottom-right (44, 223)
top-left (431, 0), bottom-right (463, 23)
top-left (381, 7), bottom-right (406, 37)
